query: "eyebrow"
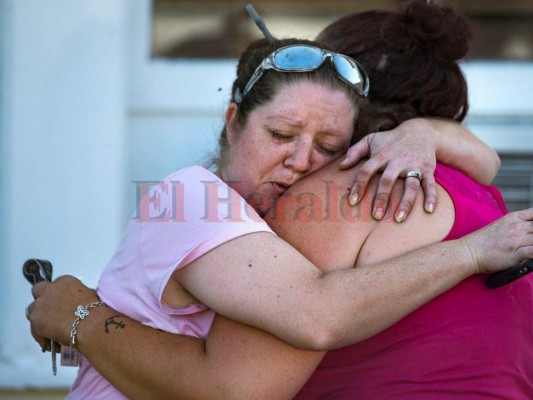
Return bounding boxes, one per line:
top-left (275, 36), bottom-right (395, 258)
top-left (264, 116), bottom-right (305, 128)
top-left (263, 115), bottom-right (351, 142)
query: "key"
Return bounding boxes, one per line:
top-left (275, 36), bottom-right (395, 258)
top-left (23, 259), bottom-right (57, 375)
top-left (22, 259), bottom-right (52, 285)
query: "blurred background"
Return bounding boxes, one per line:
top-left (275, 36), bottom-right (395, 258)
top-left (1, 0), bottom-right (532, 396)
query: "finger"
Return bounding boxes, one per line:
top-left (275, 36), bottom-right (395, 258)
top-left (372, 171), bottom-right (398, 220)
top-left (30, 325), bottom-right (51, 352)
top-left (340, 136), bottom-right (371, 170)
top-left (372, 192), bottom-right (391, 221)
top-left (25, 303), bottom-right (32, 321)
top-left (394, 176), bottom-right (421, 222)
top-left (517, 207), bottom-right (533, 221)
top-left (31, 281), bottom-right (49, 299)
top-left (421, 172), bottom-right (437, 213)
top-left (512, 214), bottom-right (533, 258)
top-left (348, 158), bottom-right (384, 206)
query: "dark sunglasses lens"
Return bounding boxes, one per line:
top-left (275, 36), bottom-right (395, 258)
top-left (334, 56), bottom-right (364, 93)
top-left (273, 46), bottom-right (324, 70)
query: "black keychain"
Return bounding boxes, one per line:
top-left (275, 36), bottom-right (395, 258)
top-left (485, 259), bottom-right (533, 289)
top-left (23, 258), bottom-right (53, 285)
top-left (23, 258), bottom-right (57, 375)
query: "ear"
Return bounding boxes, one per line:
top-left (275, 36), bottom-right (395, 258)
top-left (225, 102), bottom-right (240, 146)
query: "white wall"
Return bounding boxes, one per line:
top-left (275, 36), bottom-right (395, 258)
top-left (464, 62), bottom-right (533, 152)
top-left (125, 0), bottom-right (235, 213)
top-left (0, 0), bottom-right (128, 388)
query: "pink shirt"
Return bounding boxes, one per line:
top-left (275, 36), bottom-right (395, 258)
top-left (67, 166), bottom-right (274, 399)
top-left (296, 163), bottom-right (533, 399)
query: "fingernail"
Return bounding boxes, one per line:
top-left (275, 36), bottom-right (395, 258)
top-left (349, 194), bottom-right (359, 206)
top-left (374, 208), bottom-right (384, 220)
top-left (395, 210), bottom-right (407, 222)
top-left (425, 203), bottom-right (434, 213)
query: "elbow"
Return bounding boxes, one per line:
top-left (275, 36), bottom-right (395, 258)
top-left (277, 319), bottom-right (339, 351)
top-left (297, 296), bottom-right (371, 351)
top-left (297, 320), bottom-right (350, 352)
top-left (290, 296), bottom-right (365, 351)
top-left (308, 331), bottom-right (338, 352)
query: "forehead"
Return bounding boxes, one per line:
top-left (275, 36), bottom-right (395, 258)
top-left (257, 81), bottom-right (356, 139)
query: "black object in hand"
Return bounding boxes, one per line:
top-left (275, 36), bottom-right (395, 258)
top-left (485, 259), bottom-right (533, 288)
top-left (23, 258), bottom-right (53, 285)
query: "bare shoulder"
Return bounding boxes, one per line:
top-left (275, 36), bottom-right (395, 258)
top-left (357, 182), bottom-right (455, 267)
top-left (264, 158), bottom-right (379, 271)
top-left (264, 158), bottom-right (456, 271)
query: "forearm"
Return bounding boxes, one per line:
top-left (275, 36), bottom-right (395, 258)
top-left (295, 238), bottom-right (475, 349)
top-left (30, 275), bottom-right (320, 399)
top-left (75, 308), bottom-right (320, 400)
top-left (75, 307), bottom-right (217, 400)
top-left (428, 118), bottom-right (500, 183)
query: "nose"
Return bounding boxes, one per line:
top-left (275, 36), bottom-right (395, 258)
top-left (284, 137), bottom-right (313, 173)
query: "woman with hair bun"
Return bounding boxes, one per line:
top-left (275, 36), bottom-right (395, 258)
top-left (317, 0), bottom-right (473, 139)
top-left (288, 0), bottom-right (533, 398)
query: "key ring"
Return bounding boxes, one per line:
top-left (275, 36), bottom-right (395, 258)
top-left (22, 258), bottom-right (57, 375)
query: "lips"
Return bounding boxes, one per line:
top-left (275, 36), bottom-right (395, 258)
top-left (271, 182), bottom-right (291, 195)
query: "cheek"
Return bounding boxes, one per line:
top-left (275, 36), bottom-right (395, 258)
top-left (311, 153), bottom-right (335, 171)
top-left (231, 138), bottom-right (255, 167)
top-left (258, 143), bottom-right (290, 165)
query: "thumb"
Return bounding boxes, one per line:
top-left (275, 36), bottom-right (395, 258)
top-left (340, 136), bottom-right (370, 169)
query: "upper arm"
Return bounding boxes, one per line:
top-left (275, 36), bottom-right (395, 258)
top-left (173, 231), bottom-right (330, 349)
top-left (429, 118), bottom-right (500, 184)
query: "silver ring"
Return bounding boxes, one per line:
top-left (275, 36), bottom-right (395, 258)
top-left (406, 170), bottom-right (422, 182)
top-left (26, 305), bottom-right (31, 320)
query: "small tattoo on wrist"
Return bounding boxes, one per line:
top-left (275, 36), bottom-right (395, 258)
top-left (104, 315), bottom-right (126, 333)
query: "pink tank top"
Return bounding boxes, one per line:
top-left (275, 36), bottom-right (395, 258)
top-left (67, 166), bottom-right (274, 399)
top-left (296, 163), bottom-right (533, 399)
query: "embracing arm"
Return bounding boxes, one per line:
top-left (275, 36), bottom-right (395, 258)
top-left (30, 279), bottom-right (321, 400)
top-left (29, 237), bottom-right (476, 398)
top-left (30, 210), bottom-right (533, 357)
top-left (176, 206), bottom-right (533, 351)
top-left (28, 208), bottom-right (533, 397)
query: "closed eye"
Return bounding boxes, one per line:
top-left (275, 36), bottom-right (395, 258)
top-left (317, 143), bottom-right (344, 157)
top-left (270, 130), bottom-right (293, 141)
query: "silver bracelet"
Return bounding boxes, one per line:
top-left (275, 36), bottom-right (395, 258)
top-left (70, 301), bottom-right (106, 352)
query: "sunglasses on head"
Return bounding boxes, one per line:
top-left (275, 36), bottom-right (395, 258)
top-left (234, 44), bottom-right (370, 103)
